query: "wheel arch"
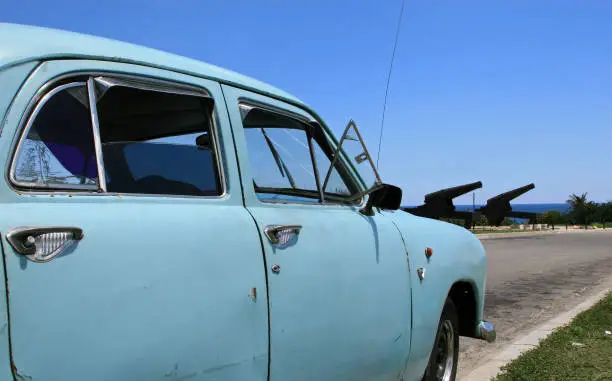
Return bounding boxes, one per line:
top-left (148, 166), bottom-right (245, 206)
top-left (448, 280), bottom-right (479, 338)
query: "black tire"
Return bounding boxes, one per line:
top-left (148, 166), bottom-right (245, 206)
top-left (422, 298), bottom-right (459, 381)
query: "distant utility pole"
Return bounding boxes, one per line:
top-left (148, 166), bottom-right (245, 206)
top-left (471, 192), bottom-right (477, 230)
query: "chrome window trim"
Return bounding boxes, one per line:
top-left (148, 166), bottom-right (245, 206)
top-left (6, 71), bottom-right (227, 199)
top-left (93, 76), bottom-right (209, 99)
top-left (9, 182), bottom-right (99, 191)
top-left (239, 100), bottom-right (313, 126)
top-left (87, 78), bottom-right (107, 192)
top-left (258, 197), bottom-right (365, 208)
top-left (322, 120), bottom-right (381, 202)
top-left (307, 132), bottom-right (324, 203)
top-left (8, 189), bottom-right (231, 200)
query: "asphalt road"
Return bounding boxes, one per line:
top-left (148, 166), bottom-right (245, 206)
top-left (457, 230), bottom-right (612, 378)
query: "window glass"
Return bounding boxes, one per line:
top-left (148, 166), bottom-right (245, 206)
top-left (241, 105), bottom-right (352, 202)
top-left (13, 84), bottom-right (98, 188)
top-left (244, 127), bottom-right (316, 191)
top-left (97, 85), bottom-right (221, 196)
top-left (312, 142), bottom-right (350, 196)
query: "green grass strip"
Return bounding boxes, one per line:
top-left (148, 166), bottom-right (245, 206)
top-left (494, 292), bottom-right (612, 381)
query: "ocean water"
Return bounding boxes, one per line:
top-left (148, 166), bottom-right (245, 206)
top-left (402, 203), bottom-right (571, 214)
top-left (455, 203), bottom-right (571, 214)
top-left (401, 203), bottom-right (571, 223)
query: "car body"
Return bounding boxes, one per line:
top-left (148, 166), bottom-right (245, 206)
top-left (0, 23), bottom-right (495, 381)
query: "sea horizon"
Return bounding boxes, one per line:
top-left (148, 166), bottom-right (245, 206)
top-left (401, 203), bottom-right (571, 214)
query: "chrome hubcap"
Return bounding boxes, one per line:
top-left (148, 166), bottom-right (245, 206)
top-left (434, 320), bottom-right (455, 381)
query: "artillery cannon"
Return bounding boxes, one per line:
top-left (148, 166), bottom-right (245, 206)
top-left (402, 181), bottom-right (483, 229)
top-left (403, 182), bottom-right (539, 228)
top-left (477, 183), bottom-right (538, 226)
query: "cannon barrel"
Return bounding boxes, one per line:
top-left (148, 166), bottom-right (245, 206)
top-left (424, 181), bottom-right (483, 202)
top-left (404, 181), bottom-right (539, 228)
top-left (486, 183), bottom-right (535, 204)
top-left (478, 183), bottom-right (537, 226)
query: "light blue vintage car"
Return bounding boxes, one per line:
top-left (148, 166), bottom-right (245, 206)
top-left (0, 23), bottom-right (495, 381)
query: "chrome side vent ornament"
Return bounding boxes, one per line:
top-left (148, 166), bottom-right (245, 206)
top-left (6, 227), bottom-right (84, 263)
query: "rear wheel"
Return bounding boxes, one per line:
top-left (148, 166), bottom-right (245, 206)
top-left (422, 298), bottom-right (459, 381)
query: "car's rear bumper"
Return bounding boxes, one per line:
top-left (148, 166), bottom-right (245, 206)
top-left (476, 321), bottom-right (496, 343)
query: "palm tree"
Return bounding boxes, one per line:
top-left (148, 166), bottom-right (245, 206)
top-left (567, 193), bottom-right (596, 229)
top-left (594, 201), bottom-right (612, 229)
top-left (567, 193), bottom-right (588, 209)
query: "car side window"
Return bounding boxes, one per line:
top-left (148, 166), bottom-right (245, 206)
top-left (97, 84), bottom-right (221, 196)
top-left (240, 104), bottom-right (354, 203)
top-left (13, 83), bottom-right (98, 188)
top-left (11, 76), bottom-right (223, 197)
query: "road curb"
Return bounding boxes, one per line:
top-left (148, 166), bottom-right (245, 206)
top-left (459, 284), bottom-right (612, 381)
top-left (475, 229), bottom-right (611, 240)
top-left (476, 231), bottom-right (560, 240)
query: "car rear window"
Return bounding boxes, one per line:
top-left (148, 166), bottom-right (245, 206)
top-left (11, 77), bottom-right (223, 197)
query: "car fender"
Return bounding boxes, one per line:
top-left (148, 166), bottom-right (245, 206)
top-left (384, 210), bottom-right (487, 380)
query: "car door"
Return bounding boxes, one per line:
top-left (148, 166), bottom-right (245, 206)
top-left (223, 85), bottom-right (413, 381)
top-left (0, 60), bottom-right (269, 381)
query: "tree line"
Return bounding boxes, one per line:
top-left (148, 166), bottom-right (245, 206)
top-left (542, 193), bottom-right (612, 229)
top-left (442, 192), bottom-right (612, 229)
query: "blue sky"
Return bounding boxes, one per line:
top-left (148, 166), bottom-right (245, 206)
top-left (4, 1), bottom-right (611, 204)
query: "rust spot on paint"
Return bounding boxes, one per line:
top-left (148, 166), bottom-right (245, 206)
top-left (12, 363), bottom-right (32, 381)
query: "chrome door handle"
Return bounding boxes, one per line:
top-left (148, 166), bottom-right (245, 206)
top-left (264, 225), bottom-right (302, 246)
top-left (6, 227), bottom-right (84, 262)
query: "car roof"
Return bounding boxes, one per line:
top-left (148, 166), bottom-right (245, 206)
top-left (0, 23), bottom-right (303, 106)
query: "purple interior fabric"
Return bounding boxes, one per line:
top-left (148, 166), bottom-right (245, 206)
top-left (32, 89), bottom-right (98, 180)
top-left (44, 142), bottom-right (97, 179)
